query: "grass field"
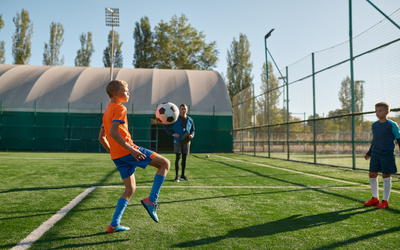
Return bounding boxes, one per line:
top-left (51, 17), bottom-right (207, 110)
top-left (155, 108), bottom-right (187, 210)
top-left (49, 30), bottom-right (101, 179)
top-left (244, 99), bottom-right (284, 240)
top-left (1, 152), bottom-right (400, 249)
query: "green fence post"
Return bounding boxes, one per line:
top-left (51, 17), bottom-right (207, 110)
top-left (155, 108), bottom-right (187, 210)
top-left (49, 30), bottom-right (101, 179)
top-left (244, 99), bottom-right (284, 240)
top-left (213, 105), bottom-right (215, 152)
top-left (264, 31), bottom-right (274, 158)
top-left (66, 102), bottom-right (70, 151)
top-left (286, 66), bottom-right (289, 160)
top-left (253, 84), bottom-right (256, 156)
top-left (349, 0), bottom-right (356, 169)
top-left (241, 90), bottom-right (244, 154)
top-left (33, 101), bottom-right (37, 151)
top-left (312, 53), bottom-right (317, 164)
top-left (131, 103), bottom-right (134, 141)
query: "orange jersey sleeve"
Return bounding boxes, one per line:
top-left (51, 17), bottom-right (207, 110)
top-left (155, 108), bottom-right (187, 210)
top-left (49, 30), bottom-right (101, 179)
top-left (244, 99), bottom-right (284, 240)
top-left (102, 103), bottom-right (136, 159)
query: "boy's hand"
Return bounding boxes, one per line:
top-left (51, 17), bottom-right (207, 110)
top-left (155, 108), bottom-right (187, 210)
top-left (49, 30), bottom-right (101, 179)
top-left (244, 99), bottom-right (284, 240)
top-left (130, 147), bottom-right (146, 161)
top-left (364, 154), bottom-right (371, 160)
top-left (172, 133), bottom-right (180, 138)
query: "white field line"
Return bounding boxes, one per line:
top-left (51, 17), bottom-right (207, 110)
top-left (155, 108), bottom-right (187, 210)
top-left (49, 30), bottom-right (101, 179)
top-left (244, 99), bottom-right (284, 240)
top-left (97, 185), bottom-right (369, 189)
top-left (213, 155), bottom-right (400, 195)
top-left (11, 187), bottom-right (96, 250)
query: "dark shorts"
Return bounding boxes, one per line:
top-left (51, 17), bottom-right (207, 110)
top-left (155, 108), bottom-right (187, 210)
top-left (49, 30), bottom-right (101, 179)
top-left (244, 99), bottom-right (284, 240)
top-left (174, 140), bottom-right (191, 154)
top-left (369, 153), bottom-right (397, 174)
top-left (112, 147), bottom-right (157, 179)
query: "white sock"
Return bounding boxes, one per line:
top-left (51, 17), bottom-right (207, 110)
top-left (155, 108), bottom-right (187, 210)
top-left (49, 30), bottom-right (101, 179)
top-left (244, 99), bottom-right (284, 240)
top-left (369, 177), bottom-right (379, 198)
top-left (382, 177), bottom-right (392, 201)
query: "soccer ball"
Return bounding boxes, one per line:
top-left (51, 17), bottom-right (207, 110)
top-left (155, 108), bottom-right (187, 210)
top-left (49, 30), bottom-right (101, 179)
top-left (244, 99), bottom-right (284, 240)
top-left (155, 102), bottom-right (179, 125)
top-left (206, 155), bottom-right (209, 158)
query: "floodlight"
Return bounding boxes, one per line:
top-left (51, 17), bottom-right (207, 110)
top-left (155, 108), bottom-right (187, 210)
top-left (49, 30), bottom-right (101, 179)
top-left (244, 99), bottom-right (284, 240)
top-left (105, 8), bottom-right (120, 27)
top-left (265, 29), bottom-right (274, 39)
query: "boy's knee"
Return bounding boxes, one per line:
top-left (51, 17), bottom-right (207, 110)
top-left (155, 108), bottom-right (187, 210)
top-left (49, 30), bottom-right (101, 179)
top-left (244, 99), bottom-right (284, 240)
top-left (125, 186), bottom-right (136, 198)
top-left (369, 172), bottom-right (378, 178)
top-left (165, 159), bottom-right (171, 171)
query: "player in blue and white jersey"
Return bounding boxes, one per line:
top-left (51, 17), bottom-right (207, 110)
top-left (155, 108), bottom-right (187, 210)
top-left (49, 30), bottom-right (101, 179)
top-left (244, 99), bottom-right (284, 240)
top-left (364, 102), bottom-right (400, 209)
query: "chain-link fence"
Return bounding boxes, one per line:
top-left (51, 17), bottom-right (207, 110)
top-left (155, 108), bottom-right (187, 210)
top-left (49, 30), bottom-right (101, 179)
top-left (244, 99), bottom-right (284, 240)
top-left (232, 8), bottom-right (400, 170)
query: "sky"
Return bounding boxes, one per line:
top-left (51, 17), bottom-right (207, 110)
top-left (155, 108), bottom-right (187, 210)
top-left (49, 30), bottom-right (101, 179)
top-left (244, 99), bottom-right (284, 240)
top-left (1, 0), bottom-right (399, 86)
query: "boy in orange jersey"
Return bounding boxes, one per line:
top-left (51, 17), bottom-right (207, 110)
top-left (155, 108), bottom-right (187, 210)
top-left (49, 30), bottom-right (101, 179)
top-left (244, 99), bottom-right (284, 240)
top-left (99, 80), bottom-right (170, 233)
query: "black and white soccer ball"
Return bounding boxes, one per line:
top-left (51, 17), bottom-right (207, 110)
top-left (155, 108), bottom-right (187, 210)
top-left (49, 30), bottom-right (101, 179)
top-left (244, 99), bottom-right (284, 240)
top-left (155, 102), bottom-right (179, 125)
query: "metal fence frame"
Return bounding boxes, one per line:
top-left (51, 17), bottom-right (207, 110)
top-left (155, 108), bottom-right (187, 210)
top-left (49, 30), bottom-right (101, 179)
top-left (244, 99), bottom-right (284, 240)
top-left (232, 1), bottom-right (400, 170)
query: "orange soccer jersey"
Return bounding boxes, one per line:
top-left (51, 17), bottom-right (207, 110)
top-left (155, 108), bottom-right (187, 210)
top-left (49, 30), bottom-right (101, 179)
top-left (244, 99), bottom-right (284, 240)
top-left (102, 103), bottom-right (136, 159)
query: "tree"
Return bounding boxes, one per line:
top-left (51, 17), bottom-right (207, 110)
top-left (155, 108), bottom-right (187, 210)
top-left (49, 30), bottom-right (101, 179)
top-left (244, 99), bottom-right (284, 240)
top-left (43, 22), bottom-right (64, 66)
top-left (226, 33), bottom-right (253, 97)
top-left (0, 14), bottom-right (5, 64)
top-left (227, 33), bottom-right (254, 128)
top-left (12, 9), bottom-right (33, 65)
top-left (256, 61), bottom-right (281, 126)
top-left (338, 76), bottom-right (364, 114)
top-left (153, 20), bottom-right (172, 69)
top-left (103, 30), bottom-right (123, 68)
top-left (153, 14), bottom-right (218, 70)
top-left (133, 16), bottom-right (154, 68)
top-left (75, 32), bottom-right (94, 67)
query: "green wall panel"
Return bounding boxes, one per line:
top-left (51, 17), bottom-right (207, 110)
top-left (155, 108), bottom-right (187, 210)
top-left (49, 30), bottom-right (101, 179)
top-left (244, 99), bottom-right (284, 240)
top-left (0, 111), bottom-right (232, 153)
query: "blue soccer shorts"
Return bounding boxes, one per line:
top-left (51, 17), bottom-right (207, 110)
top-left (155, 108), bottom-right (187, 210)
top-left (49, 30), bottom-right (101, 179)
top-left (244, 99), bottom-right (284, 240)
top-left (113, 147), bottom-right (157, 179)
top-left (369, 153), bottom-right (397, 174)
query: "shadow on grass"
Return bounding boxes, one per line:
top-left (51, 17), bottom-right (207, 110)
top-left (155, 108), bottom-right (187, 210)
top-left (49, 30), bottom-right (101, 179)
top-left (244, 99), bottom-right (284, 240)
top-left (0, 232), bottom-right (129, 250)
top-left (0, 168), bottom-right (120, 194)
top-left (202, 156), bottom-right (400, 215)
top-left (313, 225), bottom-right (400, 249)
top-left (173, 207), bottom-right (373, 248)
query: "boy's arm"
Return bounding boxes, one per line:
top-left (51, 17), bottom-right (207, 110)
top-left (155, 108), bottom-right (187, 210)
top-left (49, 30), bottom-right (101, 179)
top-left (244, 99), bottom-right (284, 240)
top-left (391, 121), bottom-right (400, 150)
top-left (109, 122), bottom-right (145, 161)
top-left (189, 118), bottom-right (195, 138)
top-left (163, 123), bottom-right (180, 138)
top-left (98, 127), bottom-right (110, 153)
top-left (365, 145), bottom-right (372, 160)
top-left (162, 124), bottom-right (174, 136)
top-left (366, 145), bottom-right (372, 156)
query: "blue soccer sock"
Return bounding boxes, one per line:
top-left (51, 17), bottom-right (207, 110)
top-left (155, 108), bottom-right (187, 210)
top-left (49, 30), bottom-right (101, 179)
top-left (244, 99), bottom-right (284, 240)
top-left (110, 198), bottom-right (129, 227)
top-left (149, 174), bottom-right (166, 204)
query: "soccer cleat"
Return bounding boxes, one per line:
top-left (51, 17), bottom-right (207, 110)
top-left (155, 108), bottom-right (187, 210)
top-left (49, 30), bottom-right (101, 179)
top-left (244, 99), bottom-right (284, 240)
top-left (376, 200), bottom-right (389, 209)
top-left (141, 197), bottom-right (160, 222)
top-left (180, 176), bottom-right (189, 181)
top-left (364, 197), bottom-right (380, 206)
top-left (105, 224), bottom-right (130, 233)
top-left (174, 176), bottom-right (180, 182)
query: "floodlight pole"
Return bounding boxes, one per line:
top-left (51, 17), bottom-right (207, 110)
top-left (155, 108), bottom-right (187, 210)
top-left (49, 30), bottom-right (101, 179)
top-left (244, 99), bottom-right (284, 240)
top-left (111, 12), bottom-right (115, 81)
top-left (108, 8), bottom-right (115, 81)
top-left (264, 29), bottom-right (274, 158)
top-left (106, 8), bottom-right (119, 82)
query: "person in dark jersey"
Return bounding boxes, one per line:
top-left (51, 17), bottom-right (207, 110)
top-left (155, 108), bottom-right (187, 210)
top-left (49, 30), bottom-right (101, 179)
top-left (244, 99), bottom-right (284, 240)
top-left (163, 104), bottom-right (195, 182)
top-left (364, 102), bottom-right (400, 209)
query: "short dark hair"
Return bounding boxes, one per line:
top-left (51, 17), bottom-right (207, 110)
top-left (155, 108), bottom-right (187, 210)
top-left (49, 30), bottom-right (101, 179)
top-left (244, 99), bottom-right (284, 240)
top-left (375, 102), bottom-right (390, 111)
top-left (180, 104), bottom-right (187, 108)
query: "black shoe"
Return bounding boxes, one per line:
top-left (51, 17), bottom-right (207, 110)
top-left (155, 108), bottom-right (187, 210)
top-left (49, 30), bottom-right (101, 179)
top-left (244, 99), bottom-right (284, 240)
top-left (180, 176), bottom-right (189, 181)
top-left (174, 176), bottom-right (180, 182)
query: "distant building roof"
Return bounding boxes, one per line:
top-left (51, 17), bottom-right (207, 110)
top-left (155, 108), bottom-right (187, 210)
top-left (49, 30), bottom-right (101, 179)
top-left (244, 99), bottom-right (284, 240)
top-left (0, 65), bottom-right (232, 116)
